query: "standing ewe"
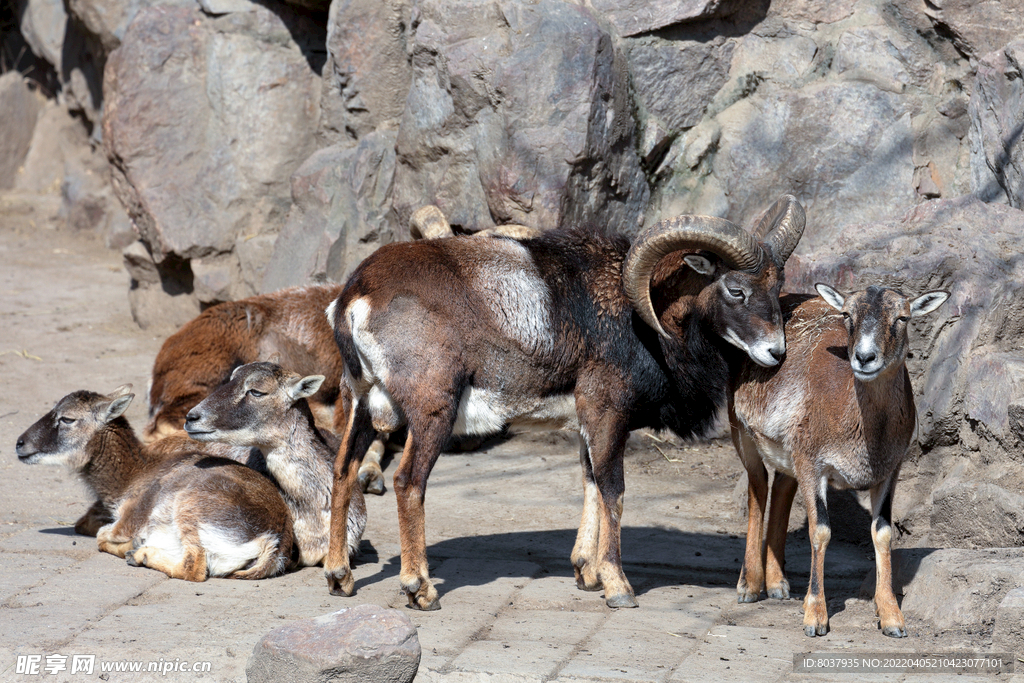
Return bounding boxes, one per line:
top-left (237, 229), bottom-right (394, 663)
top-left (730, 283), bottom-right (949, 637)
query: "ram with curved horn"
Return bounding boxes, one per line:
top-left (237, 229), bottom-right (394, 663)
top-left (323, 195), bottom-right (806, 611)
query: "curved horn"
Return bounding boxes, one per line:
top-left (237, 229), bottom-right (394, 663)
top-left (753, 194), bottom-right (805, 265)
top-left (410, 205), bottom-right (453, 240)
top-left (623, 215), bottom-right (763, 338)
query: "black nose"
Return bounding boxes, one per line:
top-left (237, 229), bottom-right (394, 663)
top-left (184, 410), bottom-right (200, 424)
top-left (770, 348), bottom-right (785, 362)
top-left (16, 437), bottom-right (24, 449)
top-left (855, 350), bottom-right (876, 365)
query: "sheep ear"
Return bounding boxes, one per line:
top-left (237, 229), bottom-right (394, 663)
top-left (910, 290), bottom-right (950, 317)
top-left (683, 254), bottom-right (715, 276)
top-left (815, 283), bottom-right (845, 311)
top-left (109, 384), bottom-right (133, 398)
top-left (287, 375), bottom-right (325, 401)
top-left (102, 394), bottom-right (135, 422)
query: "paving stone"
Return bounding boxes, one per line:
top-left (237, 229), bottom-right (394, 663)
top-left (509, 575), bottom-right (608, 612)
top-left (485, 610), bottom-right (605, 644)
top-left (561, 627), bottom-right (694, 681)
top-left (670, 626), bottom-right (800, 683)
top-left (993, 587), bottom-right (1024, 657)
top-left (450, 640), bottom-right (570, 678)
top-left (247, 604), bottom-right (420, 683)
top-left (0, 552), bottom-right (79, 602)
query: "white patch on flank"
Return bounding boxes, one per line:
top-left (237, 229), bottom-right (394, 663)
top-left (473, 241), bottom-right (554, 356)
top-left (347, 298), bottom-right (391, 385)
top-left (138, 523), bottom-right (186, 566)
top-left (200, 526), bottom-right (267, 577)
top-left (325, 299), bottom-right (339, 330)
top-left (451, 387), bottom-right (578, 436)
top-left (368, 384), bottom-right (403, 432)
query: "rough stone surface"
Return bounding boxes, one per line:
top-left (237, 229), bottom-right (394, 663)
top-left (246, 604), bottom-right (420, 683)
top-left (898, 548), bottom-right (1024, 630)
top-left (318, 0), bottom-right (412, 146)
top-left (590, 0), bottom-right (741, 37)
top-left (930, 463), bottom-right (1024, 548)
top-left (0, 74), bottom-right (42, 191)
top-left (922, 0), bottom-right (1024, 59)
top-left (970, 40), bottom-right (1024, 208)
top-left (16, 0), bottom-right (67, 70)
top-left (104, 5), bottom-right (322, 262)
top-left (993, 586), bottom-right (1024, 655)
top-left (262, 133), bottom-right (397, 292)
top-left (391, 0), bottom-right (647, 236)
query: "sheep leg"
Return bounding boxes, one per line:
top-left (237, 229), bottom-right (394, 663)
top-left (358, 435), bottom-right (387, 495)
top-left (325, 398), bottom-right (374, 597)
top-left (764, 471), bottom-right (798, 599)
top-left (128, 545), bottom-right (208, 582)
top-left (75, 500), bottom-right (112, 537)
top-left (394, 418), bottom-right (450, 611)
top-left (580, 409), bottom-right (636, 609)
top-left (570, 433), bottom-right (601, 591)
top-left (800, 470), bottom-right (830, 637)
top-left (731, 419), bottom-right (768, 603)
top-left (870, 473), bottom-right (907, 638)
top-left (96, 524), bottom-right (134, 559)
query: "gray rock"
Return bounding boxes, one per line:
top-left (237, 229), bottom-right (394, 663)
top-left (970, 40), bottom-right (1024, 208)
top-left (198, 0), bottom-right (258, 14)
top-left (13, 101), bottom-right (76, 194)
top-left (103, 5), bottom-right (322, 263)
top-left (654, 80), bottom-right (916, 247)
top-left (67, 0), bottom-right (194, 55)
top-left (930, 463), bottom-right (1024, 548)
top-left (766, 0), bottom-right (853, 24)
top-left (318, 0), bottom-right (412, 145)
top-left (0, 73), bottom-right (42, 191)
top-left (627, 37), bottom-right (733, 160)
top-left (993, 587), bottom-right (1024, 656)
top-left (922, 0), bottom-right (1024, 59)
top-left (246, 604), bottom-right (420, 683)
top-left (590, 0), bottom-right (740, 38)
top-left (261, 132), bottom-right (397, 292)
top-left (16, 0), bottom-right (67, 70)
top-left (962, 352), bottom-right (1024, 459)
top-left (392, 0), bottom-right (647, 236)
top-left (898, 548), bottom-right (1024, 630)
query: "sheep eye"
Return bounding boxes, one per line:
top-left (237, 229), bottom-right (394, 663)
top-left (897, 316), bottom-right (910, 323)
top-left (727, 288), bottom-right (744, 299)
top-left (247, 389), bottom-right (266, 398)
top-left (841, 311), bottom-right (850, 319)
top-left (59, 416), bottom-right (76, 425)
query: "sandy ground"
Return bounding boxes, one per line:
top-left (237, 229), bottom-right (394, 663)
top-left (0, 213), bottom-right (1013, 683)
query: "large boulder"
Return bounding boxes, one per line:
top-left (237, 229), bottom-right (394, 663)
top-left (922, 0), bottom-right (1024, 60)
top-left (970, 40), bottom-right (1024, 208)
top-left (0, 73), bottom-right (43, 190)
top-left (391, 0), bottom-right (648, 237)
top-left (246, 605), bottom-right (420, 683)
top-left (262, 132), bottom-right (398, 292)
top-left (16, 0), bottom-right (67, 70)
top-left (589, 0), bottom-right (743, 38)
top-left (103, 3), bottom-right (324, 321)
top-left (318, 0), bottom-right (412, 145)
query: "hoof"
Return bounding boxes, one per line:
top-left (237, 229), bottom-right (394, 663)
top-left (408, 594), bottom-right (441, 611)
top-left (358, 468), bottom-right (385, 496)
top-left (325, 569), bottom-right (354, 597)
top-left (574, 568), bottom-right (602, 592)
top-left (881, 624), bottom-right (907, 638)
top-left (804, 623), bottom-right (829, 637)
top-left (737, 590), bottom-right (760, 604)
top-left (605, 593), bottom-right (639, 609)
top-left (125, 551), bottom-right (141, 567)
top-left (767, 581), bottom-right (791, 600)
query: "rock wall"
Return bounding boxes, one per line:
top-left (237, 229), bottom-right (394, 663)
top-left (2, 0), bottom-right (1023, 542)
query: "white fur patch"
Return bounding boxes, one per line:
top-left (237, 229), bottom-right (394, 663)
top-left (347, 298), bottom-right (390, 387)
top-left (200, 526), bottom-right (271, 577)
top-left (325, 299), bottom-right (339, 330)
top-left (473, 241), bottom-right (554, 356)
top-left (451, 388), bottom-right (578, 436)
top-left (368, 384), bottom-right (403, 432)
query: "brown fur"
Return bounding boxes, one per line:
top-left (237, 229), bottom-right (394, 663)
top-left (730, 286), bottom-right (948, 637)
top-left (185, 362), bottom-right (367, 566)
top-left (17, 389), bottom-right (294, 581)
top-left (145, 285), bottom-right (346, 442)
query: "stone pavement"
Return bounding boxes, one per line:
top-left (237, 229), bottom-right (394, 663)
top-left (1, 228), bottom-right (1018, 683)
